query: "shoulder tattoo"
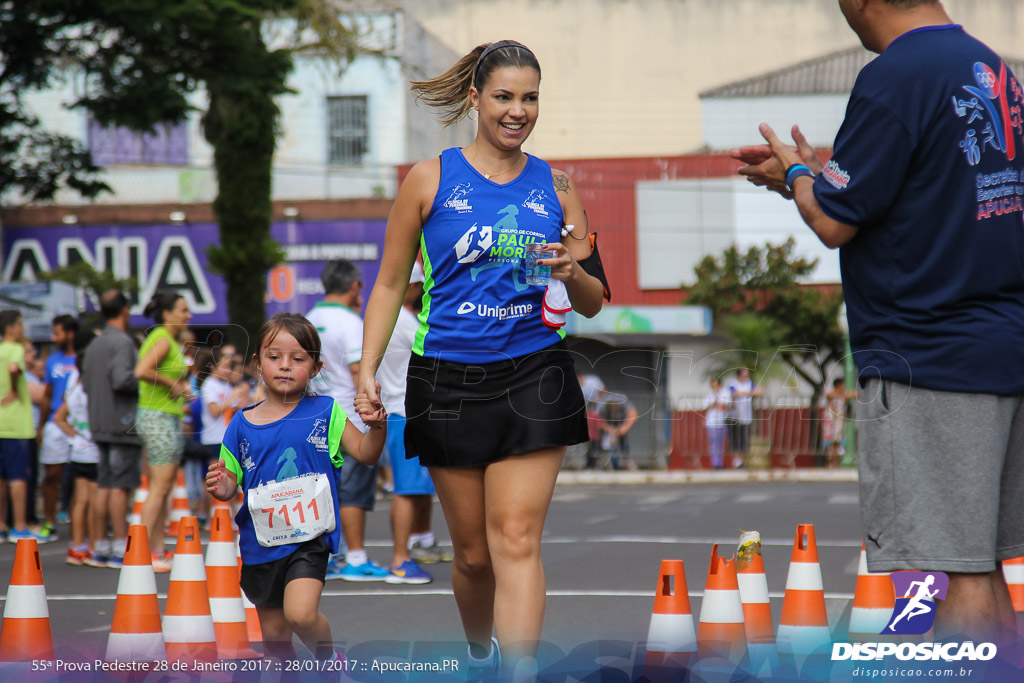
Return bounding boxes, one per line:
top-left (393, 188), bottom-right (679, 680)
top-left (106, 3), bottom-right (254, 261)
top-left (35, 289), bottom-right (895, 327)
top-left (552, 173), bottom-right (571, 194)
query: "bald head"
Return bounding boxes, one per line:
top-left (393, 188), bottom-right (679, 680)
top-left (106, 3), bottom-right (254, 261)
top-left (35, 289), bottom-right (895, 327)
top-left (100, 290), bottom-right (130, 321)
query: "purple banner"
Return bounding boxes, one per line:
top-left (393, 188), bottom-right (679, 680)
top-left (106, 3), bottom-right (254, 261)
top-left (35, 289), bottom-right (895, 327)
top-left (2, 221), bottom-right (386, 327)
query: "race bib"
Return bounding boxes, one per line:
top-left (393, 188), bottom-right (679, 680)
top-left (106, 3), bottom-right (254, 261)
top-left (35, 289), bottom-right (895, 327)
top-left (248, 473), bottom-right (336, 547)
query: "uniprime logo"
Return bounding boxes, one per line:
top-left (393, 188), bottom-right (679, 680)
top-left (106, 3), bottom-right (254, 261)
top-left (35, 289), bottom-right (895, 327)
top-left (822, 159), bottom-right (851, 190)
top-left (886, 571), bottom-right (948, 635)
top-left (457, 301), bottom-right (534, 321)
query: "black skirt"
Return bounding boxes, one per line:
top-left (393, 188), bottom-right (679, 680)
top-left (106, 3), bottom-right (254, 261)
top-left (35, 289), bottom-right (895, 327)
top-left (404, 341), bottom-right (589, 468)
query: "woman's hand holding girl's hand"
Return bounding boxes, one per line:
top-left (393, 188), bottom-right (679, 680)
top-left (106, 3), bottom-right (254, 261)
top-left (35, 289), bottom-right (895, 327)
top-left (540, 241), bottom-right (576, 281)
top-left (356, 374), bottom-right (383, 418)
top-left (355, 383), bottom-right (386, 429)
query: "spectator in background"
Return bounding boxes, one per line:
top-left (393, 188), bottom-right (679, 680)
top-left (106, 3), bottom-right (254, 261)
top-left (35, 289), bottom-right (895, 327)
top-left (82, 291), bottom-right (141, 569)
top-left (183, 348), bottom-right (212, 527)
top-left (307, 259), bottom-right (389, 581)
top-left (578, 374), bottom-right (606, 470)
top-left (598, 393), bottom-right (638, 470)
top-left (22, 340), bottom-right (46, 528)
top-left (727, 367), bottom-right (762, 469)
top-left (0, 310), bottom-right (37, 542)
top-left (37, 314), bottom-right (79, 542)
top-left (821, 377), bottom-right (854, 469)
top-left (196, 345), bottom-right (250, 521)
top-left (134, 290), bottom-right (192, 572)
top-left (53, 329), bottom-right (98, 565)
top-left (703, 378), bottom-right (731, 470)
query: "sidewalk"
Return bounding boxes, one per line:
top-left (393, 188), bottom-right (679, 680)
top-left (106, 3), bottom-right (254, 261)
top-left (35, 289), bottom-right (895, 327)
top-left (556, 467), bottom-right (858, 485)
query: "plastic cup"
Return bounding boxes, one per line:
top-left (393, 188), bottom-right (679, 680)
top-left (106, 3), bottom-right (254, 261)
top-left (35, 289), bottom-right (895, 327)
top-left (524, 242), bottom-right (555, 286)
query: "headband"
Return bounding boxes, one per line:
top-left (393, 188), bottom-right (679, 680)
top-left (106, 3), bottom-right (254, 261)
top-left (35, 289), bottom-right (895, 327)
top-left (473, 40), bottom-right (535, 88)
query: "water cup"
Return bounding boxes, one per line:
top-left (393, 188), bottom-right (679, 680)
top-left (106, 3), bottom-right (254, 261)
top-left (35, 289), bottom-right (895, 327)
top-left (524, 242), bottom-right (555, 286)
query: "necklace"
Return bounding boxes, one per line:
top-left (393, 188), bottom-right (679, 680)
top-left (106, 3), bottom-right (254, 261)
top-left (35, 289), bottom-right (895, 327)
top-left (481, 154), bottom-right (525, 180)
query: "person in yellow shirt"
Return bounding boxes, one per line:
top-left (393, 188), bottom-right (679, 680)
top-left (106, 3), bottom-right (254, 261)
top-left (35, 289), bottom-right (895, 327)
top-left (0, 310), bottom-right (38, 542)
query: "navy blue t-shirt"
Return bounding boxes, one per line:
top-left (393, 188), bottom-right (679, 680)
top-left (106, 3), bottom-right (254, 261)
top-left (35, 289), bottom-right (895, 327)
top-left (814, 25), bottom-right (1024, 394)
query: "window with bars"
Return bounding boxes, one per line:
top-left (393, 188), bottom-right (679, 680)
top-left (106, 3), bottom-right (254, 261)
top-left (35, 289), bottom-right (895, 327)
top-left (87, 119), bottom-right (189, 166)
top-left (327, 95), bottom-right (368, 165)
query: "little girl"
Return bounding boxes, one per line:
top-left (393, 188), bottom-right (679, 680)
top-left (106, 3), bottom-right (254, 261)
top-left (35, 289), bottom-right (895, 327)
top-left (207, 313), bottom-right (385, 662)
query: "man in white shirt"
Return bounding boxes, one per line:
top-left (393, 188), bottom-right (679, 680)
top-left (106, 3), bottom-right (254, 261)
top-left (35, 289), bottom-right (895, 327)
top-left (727, 367), bottom-right (762, 468)
top-left (306, 259), bottom-right (388, 581)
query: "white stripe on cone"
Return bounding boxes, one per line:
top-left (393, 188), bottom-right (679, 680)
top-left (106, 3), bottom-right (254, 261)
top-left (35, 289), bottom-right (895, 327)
top-left (113, 566), bottom-right (158, 596)
top-left (2, 585), bottom-right (50, 619)
top-left (208, 598), bottom-right (247, 623)
top-left (205, 543), bottom-right (236, 567)
top-left (850, 607), bottom-right (893, 636)
top-left (168, 554), bottom-right (206, 579)
top-left (647, 613), bottom-right (697, 654)
top-left (785, 563), bottom-right (824, 590)
top-left (163, 615), bottom-right (217, 643)
top-left (106, 633), bottom-right (167, 662)
top-left (737, 574), bottom-right (770, 603)
top-left (699, 590), bottom-right (746, 623)
top-left (1004, 564), bottom-right (1024, 582)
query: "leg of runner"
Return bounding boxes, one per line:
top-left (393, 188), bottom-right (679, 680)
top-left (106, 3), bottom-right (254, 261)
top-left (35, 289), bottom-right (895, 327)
top-left (937, 570), bottom-right (1016, 643)
top-left (283, 578), bottom-right (334, 660)
top-left (429, 466), bottom-right (495, 659)
top-left (255, 607), bottom-right (297, 661)
top-left (484, 447), bottom-right (564, 666)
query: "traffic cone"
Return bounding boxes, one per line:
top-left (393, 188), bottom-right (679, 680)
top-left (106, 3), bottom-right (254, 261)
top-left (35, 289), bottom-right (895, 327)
top-left (645, 559), bottom-right (696, 671)
top-left (129, 475), bottom-right (149, 526)
top-left (1003, 557), bottom-right (1024, 613)
top-left (697, 544), bottom-right (746, 661)
top-left (164, 516), bottom-right (217, 662)
top-left (0, 539), bottom-right (54, 661)
top-left (107, 524), bottom-right (166, 661)
top-left (736, 532), bottom-right (777, 674)
top-left (237, 539), bottom-right (263, 646)
top-left (166, 470), bottom-right (189, 537)
top-left (206, 508), bottom-right (260, 659)
top-left (849, 542), bottom-right (895, 640)
top-left (776, 524), bottom-right (831, 655)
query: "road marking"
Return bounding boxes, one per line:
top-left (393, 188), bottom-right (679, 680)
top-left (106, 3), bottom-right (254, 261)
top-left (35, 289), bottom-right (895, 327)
top-left (586, 515), bottom-right (617, 525)
top-left (551, 492), bottom-right (592, 503)
top-left (20, 591), bottom-right (856, 602)
top-left (736, 494), bottom-right (772, 504)
top-left (827, 493), bottom-right (860, 505)
top-left (540, 536), bottom-right (863, 548)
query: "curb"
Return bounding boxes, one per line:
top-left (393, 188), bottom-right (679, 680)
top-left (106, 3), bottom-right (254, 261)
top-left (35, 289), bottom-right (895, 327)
top-left (556, 469), bottom-right (858, 485)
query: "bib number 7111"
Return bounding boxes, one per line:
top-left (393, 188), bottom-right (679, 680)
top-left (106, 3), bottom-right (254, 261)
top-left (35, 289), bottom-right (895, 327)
top-left (248, 472), bottom-right (336, 547)
top-left (261, 498), bottom-right (321, 528)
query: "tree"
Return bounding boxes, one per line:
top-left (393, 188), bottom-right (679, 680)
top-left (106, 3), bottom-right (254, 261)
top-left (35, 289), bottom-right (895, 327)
top-left (6, 1), bottom-right (387, 348)
top-left (684, 238), bottom-right (845, 452)
top-left (0, 3), bottom-right (109, 202)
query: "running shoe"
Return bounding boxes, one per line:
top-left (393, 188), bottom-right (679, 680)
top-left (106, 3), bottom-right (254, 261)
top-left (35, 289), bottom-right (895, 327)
top-left (324, 556), bottom-right (347, 580)
top-left (8, 528), bottom-right (34, 543)
top-left (385, 560), bottom-right (432, 585)
top-left (467, 637), bottom-right (501, 681)
top-left (0, 529), bottom-right (7, 544)
top-left (151, 553), bottom-right (173, 573)
top-left (107, 554), bottom-right (124, 569)
top-left (337, 559), bottom-right (389, 582)
top-left (410, 541), bottom-right (453, 564)
top-left (84, 552), bottom-right (110, 568)
top-left (66, 547), bottom-right (92, 566)
top-left (57, 511), bottom-right (70, 525)
top-left (33, 522), bottom-right (58, 543)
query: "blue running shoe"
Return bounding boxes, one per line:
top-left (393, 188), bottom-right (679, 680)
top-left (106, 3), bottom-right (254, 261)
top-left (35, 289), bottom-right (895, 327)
top-left (84, 553), bottom-right (110, 568)
top-left (106, 554), bottom-right (124, 569)
top-left (8, 528), bottom-right (33, 543)
top-left (467, 637), bottom-right (501, 681)
top-left (385, 560), bottom-right (432, 585)
top-left (325, 556), bottom-right (347, 580)
top-left (338, 559), bottom-right (389, 582)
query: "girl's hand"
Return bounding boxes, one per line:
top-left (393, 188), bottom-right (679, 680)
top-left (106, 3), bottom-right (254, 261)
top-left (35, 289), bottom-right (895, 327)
top-left (355, 385), bottom-right (387, 429)
top-left (356, 375), bottom-right (383, 419)
top-left (206, 461), bottom-right (234, 500)
top-left (539, 241), bottom-right (576, 282)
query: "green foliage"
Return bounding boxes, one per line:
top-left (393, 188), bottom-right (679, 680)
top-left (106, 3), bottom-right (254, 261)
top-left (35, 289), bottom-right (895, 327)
top-left (38, 262), bottom-right (137, 328)
top-left (685, 238), bottom-right (845, 449)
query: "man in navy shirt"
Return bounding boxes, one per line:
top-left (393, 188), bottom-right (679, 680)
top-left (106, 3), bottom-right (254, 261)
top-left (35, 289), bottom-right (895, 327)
top-left (733, 0), bottom-right (1024, 643)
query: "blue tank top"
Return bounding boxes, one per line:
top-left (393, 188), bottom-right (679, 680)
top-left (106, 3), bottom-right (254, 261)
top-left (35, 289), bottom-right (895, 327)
top-left (414, 148), bottom-right (566, 363)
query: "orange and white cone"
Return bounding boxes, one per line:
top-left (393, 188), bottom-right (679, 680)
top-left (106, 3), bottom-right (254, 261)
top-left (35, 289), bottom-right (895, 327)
top-left (1002, 557), bottom-right (1024, 613)
top-left (107, 524), bottom-right (166, 661)
top-left (849, 542), bottom-right (895, 640)
top-left (166, 470), bottom-right (190, 537)
top-left (164, 516), bottom-right (217, 663)
top-left (206, 508), bottom-right (260, 659)
top-left (237, 539), bottom-right (263, 646)
top-left (129, 475), bottom-right (149, 526)
top-left (0, 539), bottom-right (54, 661)
top-left (645, 559), bottom-right (696, 670)
top-left (736, 532), bottom-right (777, 674)
top-left (776, 524), bottom-right (831, 655)
top-left (697, 544), bottom-right (747, 661)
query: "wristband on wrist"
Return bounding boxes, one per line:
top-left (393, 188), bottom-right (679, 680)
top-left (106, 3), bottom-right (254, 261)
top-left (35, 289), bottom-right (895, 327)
top-left (784, 163), bottom-right (814, 191)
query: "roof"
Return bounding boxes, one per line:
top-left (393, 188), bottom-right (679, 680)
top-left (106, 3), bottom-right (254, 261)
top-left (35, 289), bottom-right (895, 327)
top-left (700, 45), bottom-right (1024, 98)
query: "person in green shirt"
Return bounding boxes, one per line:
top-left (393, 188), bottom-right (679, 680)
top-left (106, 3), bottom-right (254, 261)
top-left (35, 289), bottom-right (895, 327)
top-left (134, 291), bottom-right (192, 571)
top-left (0, 310), bottom-right (39, 543)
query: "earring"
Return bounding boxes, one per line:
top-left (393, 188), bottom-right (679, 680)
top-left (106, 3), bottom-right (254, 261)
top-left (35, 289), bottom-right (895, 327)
top-left (467, 108), bottom-right (478, 121)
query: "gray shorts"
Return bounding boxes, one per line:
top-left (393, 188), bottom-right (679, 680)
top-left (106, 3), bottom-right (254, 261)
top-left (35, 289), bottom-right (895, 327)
top-left (858, 378), bottom-right (1024, 573)
top-left (338, 453), bottom-right (378, 511)
top-left (96, 443), bottom-right (143, 490)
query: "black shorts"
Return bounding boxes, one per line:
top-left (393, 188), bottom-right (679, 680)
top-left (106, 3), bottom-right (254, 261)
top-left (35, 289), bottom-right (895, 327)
top-left (239, 536), bottom-right (330, 609)
top-left (405, 341), bottom-right (589, 468)
top-left (70, 462), bottom-right (99, 482)
top-left (728, 423), bottom-right (751, 454)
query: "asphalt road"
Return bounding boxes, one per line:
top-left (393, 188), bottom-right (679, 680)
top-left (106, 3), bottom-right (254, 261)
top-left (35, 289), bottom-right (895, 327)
top-left (0, 481), bottom-right (876, 677)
